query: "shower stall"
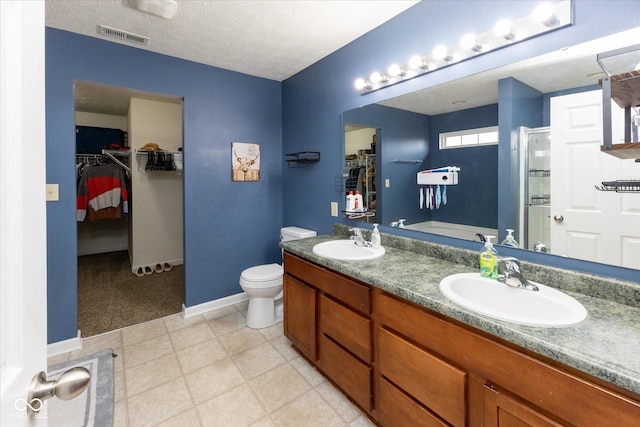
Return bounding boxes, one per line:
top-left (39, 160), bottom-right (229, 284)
top-left (519, 126), bottom-right (551, 253)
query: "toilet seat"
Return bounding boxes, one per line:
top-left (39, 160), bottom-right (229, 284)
top-left (240, 263), bottom-right (283, 288)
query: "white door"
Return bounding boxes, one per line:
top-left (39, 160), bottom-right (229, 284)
top-left (550, 90), bottom-right (640, 269)
top-left (1, 1), bottom-right (49, 425)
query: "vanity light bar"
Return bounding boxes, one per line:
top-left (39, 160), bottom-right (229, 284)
top-left (355, 0), bottom-right (573, 94)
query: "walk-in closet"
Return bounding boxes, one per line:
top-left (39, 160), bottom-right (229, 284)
top-left (75, 81), bottom-right (185, 337)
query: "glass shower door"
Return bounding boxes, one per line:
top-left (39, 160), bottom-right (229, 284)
top-left (524, 127), bottom-right (551, 252)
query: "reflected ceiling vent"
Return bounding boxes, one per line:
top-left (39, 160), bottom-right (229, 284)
top-left (98, 25), bottom-right (149, 45)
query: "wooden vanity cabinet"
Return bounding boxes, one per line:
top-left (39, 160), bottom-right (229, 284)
top-left (284, 253), bottom-right (640, 426)
top-left (283, 252), bottom-right (374, 412)
top-left (376, 291), bottom-right (640, 427)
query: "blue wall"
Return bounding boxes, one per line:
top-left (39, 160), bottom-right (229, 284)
top-left (46, 0), bottom-right (640, 343)
top-left (498, 78), bottom-right (544, 241)
top-left (282, 0), bottom-right (640, 281)
top-left (430, 104), bottom-right (499, 228)
top-left (46, 29), bottom-right (282, 343)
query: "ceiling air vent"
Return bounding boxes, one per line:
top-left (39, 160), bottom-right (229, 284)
top-left (98, 25), bottom-right (149, 45)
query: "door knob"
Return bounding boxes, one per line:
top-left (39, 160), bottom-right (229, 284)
top-left (553, 214), bottom-right (564, 223)
top-left (26, 367), bottom-right (91, 417)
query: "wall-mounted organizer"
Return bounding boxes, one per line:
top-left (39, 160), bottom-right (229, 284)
top-left (393, 159), bottom-right (423, 164)
top-left (597, 44), bottom-right (640, 160)
top-left (285, 151), bottom-right (320, 168)
top-left (417, 166), bottom-right (460, 185)
top-left (136, 149), bottom-right (183, 172)
top-left (595, 180), bottom-right (640, 193)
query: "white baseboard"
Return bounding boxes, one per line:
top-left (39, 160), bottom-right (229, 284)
top-left (48, 330), bottom-right (82, 357)
top-left (47, 293), bottom-right (248, 357)
top-left (78, 244), bottom-right (128, 257)
top-left (183, 292), bottom-right (249, 318)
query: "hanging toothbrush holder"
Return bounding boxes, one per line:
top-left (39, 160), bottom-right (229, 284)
top-left (417, 171), bottom-right (459, 185)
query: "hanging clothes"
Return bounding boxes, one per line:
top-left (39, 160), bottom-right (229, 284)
top-left (77, 163), bottom-right (129, 221)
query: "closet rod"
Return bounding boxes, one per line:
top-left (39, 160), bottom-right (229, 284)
top-left (102, 149), bottom-right (131, 173)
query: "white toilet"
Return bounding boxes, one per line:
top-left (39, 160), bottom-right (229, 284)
top-left (240, 226), bottom-right (317, 329)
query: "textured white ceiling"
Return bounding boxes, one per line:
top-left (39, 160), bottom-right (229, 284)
top-left (48, 2), bottom-right (639, 119)
top-left (46, 0), bottom-right (418, 82)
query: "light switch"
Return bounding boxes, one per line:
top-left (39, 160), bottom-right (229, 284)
top-left (385, 179), bottom-right (390, 188)
top-left (330, 202), bottom-right (339, 217)
top-left (46, 184), bottom-right (59, 201)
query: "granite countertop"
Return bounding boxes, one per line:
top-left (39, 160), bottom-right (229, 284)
top-left (280, 231), bottom-right (640, 397)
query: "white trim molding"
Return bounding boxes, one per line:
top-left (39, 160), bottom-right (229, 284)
top-left (183, 292), bottom-right (249, 318)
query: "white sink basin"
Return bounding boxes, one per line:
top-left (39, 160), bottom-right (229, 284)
top-left (439, 273), bottom-right (588, 328)
top-left (312, 240), bottom-right (385, 261)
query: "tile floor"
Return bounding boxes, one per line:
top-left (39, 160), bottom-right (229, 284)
top-left (48, 301), bottom-right (375, 427)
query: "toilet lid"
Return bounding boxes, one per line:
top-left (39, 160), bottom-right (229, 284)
top-left (241, 263), bottom-right (283, 282)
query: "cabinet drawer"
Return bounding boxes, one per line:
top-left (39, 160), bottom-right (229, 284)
top-left (379, 378), bottom-right (449, 427)
top-left (319, 294), bottom-right (371, 363)
top-left (318, 334), bottom-right (372, 412)
top-left (379, 328), bottom-right (466, 426)
top-left (284, 252), bottom-right (370, 315)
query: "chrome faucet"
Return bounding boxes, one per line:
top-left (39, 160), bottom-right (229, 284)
top-left (349, 227), bottom-right (371, 247)
top-left (497, 257), bottom-right (539, 291)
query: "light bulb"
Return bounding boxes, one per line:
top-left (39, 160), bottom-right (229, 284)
top-left (433, 45), bottom-right (453, 62)
top-left (354, 78), bottom-right (369, 90)
top-left (494, 19), bottom-right (514, 40)
top-left (408, 55), bottom-right (426, 70)
top-left (460, 33), bottom-right (483, 52)
top-left (533, 3), bottom-right (558, 27)
top-left (370, 72), bottom-right (387, 84)
top-left (388, 64), bottom-right (405, 77)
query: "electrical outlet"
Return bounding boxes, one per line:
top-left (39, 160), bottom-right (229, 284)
top-left (385, 179), bottom-right (390, 188)
top-left (330, 202), bottom-right (339, 217)
top-left (46, 184), bottom-right (59, 201)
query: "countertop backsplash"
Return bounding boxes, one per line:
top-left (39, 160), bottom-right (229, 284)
top-left (333, 223), bottom-right (640, 309)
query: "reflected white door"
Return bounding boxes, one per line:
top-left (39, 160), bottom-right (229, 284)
top-left (550, 90), bottom-right (640, 269)
top-left (0, 1), bottom-right (48, 425)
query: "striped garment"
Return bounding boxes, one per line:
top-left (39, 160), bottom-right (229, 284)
top-left (77, 164), bottom-right (129, 221)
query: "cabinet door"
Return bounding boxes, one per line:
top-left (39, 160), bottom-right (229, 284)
top-left (283, 275), bottom-right (316, 360)
top-left (484, 385), bottom-right (563, 427)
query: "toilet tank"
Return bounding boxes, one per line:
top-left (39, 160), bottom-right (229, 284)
top-left (280, 226), bottom-right (317, 242)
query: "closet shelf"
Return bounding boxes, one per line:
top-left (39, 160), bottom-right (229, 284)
top-left (136, 149), bottom-right (183, 172)
top-left (103, 149), bottom-right (131, 157)
top-left (285, 151), bottom-right (320, 168)
top-left (136, 148), bottom-right (182, 155)
top-left (102, 149), bottom-right (131, 173)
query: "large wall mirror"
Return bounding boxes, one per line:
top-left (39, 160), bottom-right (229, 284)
top-left (343, 28), bottom-right (640, 270)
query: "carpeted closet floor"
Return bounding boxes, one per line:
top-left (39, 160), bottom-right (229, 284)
top-left (78, 251), bottom-right (184, 337)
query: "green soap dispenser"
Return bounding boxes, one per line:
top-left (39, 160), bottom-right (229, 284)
top-left (479, 236), bottom-right (498, 279)
top-left (501, 229), bottom-right (520, 248)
